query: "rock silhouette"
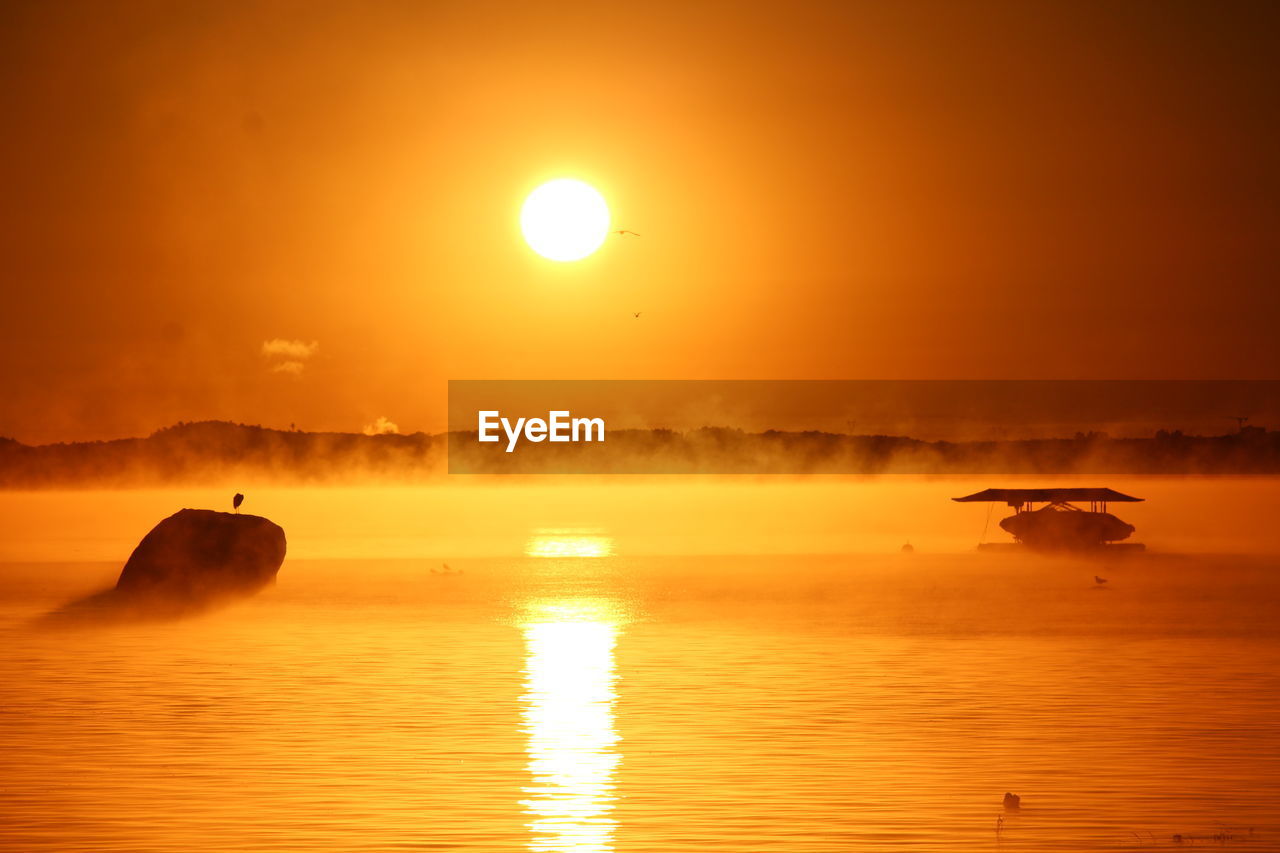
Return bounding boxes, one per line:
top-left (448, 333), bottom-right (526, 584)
top-left (116, 509), bottom-right (285, 598)
top-left (40, 509), bottom-right (286, 626)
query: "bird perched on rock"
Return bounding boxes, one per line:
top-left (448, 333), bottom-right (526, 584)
top-left (233, 493), bottom-right (244, 512)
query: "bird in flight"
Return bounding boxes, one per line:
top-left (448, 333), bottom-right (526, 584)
top-left (233, 493), bottom-right (244, 512)
top-left (1094, 575), bottom-right (1108, 585)
top-left (613, 230), bottom-right (640, 237)
top-left (633, 312), bottom-right (642, 318)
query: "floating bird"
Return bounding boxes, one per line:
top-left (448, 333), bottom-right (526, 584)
top-left (1003, 792), bottom-right (1021, 811)
top-left (900, 542), bottom-right (914, 553)
top-left (232, 493), bottom-right (244, 512)
top-left (613, 229), bottom-right (640, 237)
top-left (1095, 575), bottom-right (1108, 585)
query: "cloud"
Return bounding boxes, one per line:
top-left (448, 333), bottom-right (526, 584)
top-left (262, 339), bottom-right (318, 359)
top-left (262, 338), bottom-right (318, 375)
top-left (363, 416), bottom-right (400, 436)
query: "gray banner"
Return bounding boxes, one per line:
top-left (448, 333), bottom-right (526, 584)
top-left (447, 380), bottom-right (1280, 474)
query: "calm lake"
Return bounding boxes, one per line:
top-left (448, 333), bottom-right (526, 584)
top-left (1, 478), bottom-right (1277, 851)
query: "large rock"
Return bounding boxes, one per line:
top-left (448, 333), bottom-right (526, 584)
top-left (116, 509), bottom-right (286, 601)
top-left (39, 508), bottom-right (286, 626)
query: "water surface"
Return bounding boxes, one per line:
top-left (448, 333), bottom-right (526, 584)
top-left (1, 481), bottom-right (1277, 851)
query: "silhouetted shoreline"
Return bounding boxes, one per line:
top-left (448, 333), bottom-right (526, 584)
top-left (1, 420), bottom-right (1277, 486)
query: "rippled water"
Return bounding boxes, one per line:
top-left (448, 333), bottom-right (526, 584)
top-left (1, 482), bottom-right (1278, 851)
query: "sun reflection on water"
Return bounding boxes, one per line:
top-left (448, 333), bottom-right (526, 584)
top-left (520, 598), bottom-right (622, 853)
top-left (524, 529), bottom-right (616, 559)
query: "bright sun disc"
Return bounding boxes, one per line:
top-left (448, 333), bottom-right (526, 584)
top-left (521, 179), bottom-right (610, 262)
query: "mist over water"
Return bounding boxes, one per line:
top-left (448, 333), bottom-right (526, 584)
top-left (4, 476), bottom-right (1279, 564)
top-left (1, 479), bottom-right (1278, 851)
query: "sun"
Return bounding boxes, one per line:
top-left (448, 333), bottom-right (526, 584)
top-left (521, 179), bottom-right (610, 262)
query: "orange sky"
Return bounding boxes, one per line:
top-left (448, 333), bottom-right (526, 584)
top-left (2, 0), bottom-right (1278, 443)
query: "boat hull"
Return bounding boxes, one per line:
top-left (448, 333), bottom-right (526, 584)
top-left (998, 507), bottom-right (1136, 551)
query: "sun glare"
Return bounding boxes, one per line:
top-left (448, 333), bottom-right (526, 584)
top-left (525, 528), bottom-right (615, 558)
top-left (520, 597), bottom-right (623, 853)
top-left (521, 179), bottom-right (610, 262)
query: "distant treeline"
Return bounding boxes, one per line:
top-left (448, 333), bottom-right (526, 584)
top-left (0, 421), bottom-right (1277, 486)
top-left (0, 422), bottom-right (445, 487)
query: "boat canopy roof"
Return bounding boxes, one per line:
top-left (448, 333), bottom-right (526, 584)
top-left (952, 488), bottom-right (1143, 504)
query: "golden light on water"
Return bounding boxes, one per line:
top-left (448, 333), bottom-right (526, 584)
top-left (524, 529), bottom-right (615, 559)
top-left (519, 598), bottom-right (622, 853)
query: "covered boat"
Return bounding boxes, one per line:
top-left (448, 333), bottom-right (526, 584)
top-left (953, 488), bottom-right (1143, 551)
